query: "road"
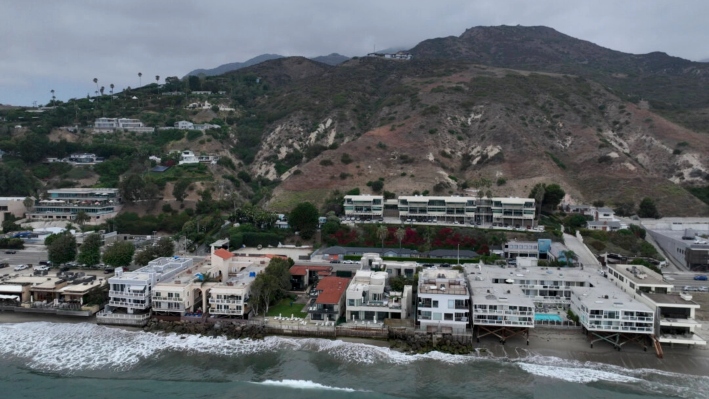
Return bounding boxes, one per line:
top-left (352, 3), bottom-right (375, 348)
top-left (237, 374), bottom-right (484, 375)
top-left (563, 232), bottom-right (601, 271)
top-left (661, 271), bottom-right (709, 291)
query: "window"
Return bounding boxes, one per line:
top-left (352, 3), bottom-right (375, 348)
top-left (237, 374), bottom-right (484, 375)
top-left (348, 299), bottom-right (355, 306)
top-left (432, 312), bottom-right (442, 321)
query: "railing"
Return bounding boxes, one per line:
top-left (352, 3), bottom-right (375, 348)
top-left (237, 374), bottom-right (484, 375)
top-left (152, 296), bottom-right (182, 302)
top-left (210, 308), bottom-right (243, 315)
top-left (586, 324), bottom-right (653, 333)
top-left (108, 300), bottom-right (148, 309)
top-left (109, 290), bottom-right (148, 298)
top-left (209, 298), bottom-right (242, 304)
top-left (97, 311), bottom-right (151, 320)
top-left (473, 319), bottom-right (533, 327)
top-left (621, 316), bottom-right (653, 322)
top-left (473, 310), bottom-right (533, 316)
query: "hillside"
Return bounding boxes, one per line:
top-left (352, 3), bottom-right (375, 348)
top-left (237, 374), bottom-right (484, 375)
top-left (2, 25), bottom-right (709, 220)
top-left (411, 25), bottom-right (709, 132)
top-left (186, 53), bottom-right (349, 77)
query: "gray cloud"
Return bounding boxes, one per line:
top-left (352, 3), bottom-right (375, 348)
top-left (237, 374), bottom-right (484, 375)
top-left (1, 0), bottom-right (707, 105)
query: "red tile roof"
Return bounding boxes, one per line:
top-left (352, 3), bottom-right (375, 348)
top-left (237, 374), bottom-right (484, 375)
top-left (289, 265), bottom-right (333, 276)
top-left (214, 248), bottom-right (234, 260)
top-left (315, 276), bottom-right (350, 305)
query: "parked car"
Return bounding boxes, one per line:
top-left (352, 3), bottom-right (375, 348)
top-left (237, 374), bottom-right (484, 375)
top-left (329, 260), bottom-right (341, 264)
top-left (694, 275), bottom-right (708, 281)
top-left (34, 265), bottom-right (50, 272)
top-left (39, 261), bottom-right (53, 266)
top-left (0, 263), bottom-right (9, 269)
top-left (5, 250), bottom-right (17, 254)
top-left (440, 263), bottom-right (451, 268)
top-left (13, 264), bottom-right (29, 271)
top-left (58, 265), bottom-right (71, 272)
top-left (103, 268), bottom-right (115, 274)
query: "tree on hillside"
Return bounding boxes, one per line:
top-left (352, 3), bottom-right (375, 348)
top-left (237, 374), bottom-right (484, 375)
top-left (48, 233), bottom-right (77, 265)
top-left (172, 179), bottom-right (191, 202)
top-left (133, 237), bottom-right (174, 266)
top-left (638, 198), bottom-right (660, 219)
top-left (529, 183), bottom-right (565, 214)
top-left (289, 202), bottom-right (319, 239)
top-left (77, 233), bottom-right (102, 266)
top-left (614, 201), bottom-right (635, 217)
top-left (119, 174), bottom-right (160, 203)
top-left (93, 78), bottom-right (98, 94)
top-left (102, 241), bottom-right (135, 267)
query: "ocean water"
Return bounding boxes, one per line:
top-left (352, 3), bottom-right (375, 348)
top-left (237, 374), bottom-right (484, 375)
top-left (0, 322), bottom-right (706, 399)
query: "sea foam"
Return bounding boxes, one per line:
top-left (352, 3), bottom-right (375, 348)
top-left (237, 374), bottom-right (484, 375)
top-left (257, 379), bottom-right (361, 392)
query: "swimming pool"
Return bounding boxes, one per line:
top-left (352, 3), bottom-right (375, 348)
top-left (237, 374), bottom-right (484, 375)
top-left (535, 313), bottom-right (564, 322)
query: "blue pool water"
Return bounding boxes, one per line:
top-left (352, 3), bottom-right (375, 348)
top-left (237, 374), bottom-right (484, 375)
top-left (535, 313), bottom-right (564, 322)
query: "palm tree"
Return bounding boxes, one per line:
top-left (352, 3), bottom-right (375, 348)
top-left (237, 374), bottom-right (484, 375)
top-left (155, 75), bottom-right (160, 95)
top-left (100, 86), bottom-right (105, 96)
top-left (75, 211), bottom-right (90, 228)
top-left (138, 72), bottom-right (142, 87)
top-left (50, 89), bottom-right (55, 104)
top-left (93, 78), bottom-right (98, 94)
top-left (395, 227), bottom-right (406, 255)
top-left (376, 225), bottom-right (389, 249)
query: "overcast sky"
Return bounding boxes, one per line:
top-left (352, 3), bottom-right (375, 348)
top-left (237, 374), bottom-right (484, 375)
top-left (2, 0), bottom-right (707, 106)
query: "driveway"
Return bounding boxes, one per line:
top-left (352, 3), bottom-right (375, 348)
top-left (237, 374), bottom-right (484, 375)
top-left (563, 232), bottom-right (601, 270)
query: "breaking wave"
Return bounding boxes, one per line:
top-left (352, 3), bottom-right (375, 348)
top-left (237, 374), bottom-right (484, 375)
top-left (1, 321), bottom-right (708, 398)
top-left (256, 379), bottom-right (361, 392)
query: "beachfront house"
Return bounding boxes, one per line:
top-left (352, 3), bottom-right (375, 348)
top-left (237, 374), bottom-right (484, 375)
top-left (417, 268), bottom-right (470, 334)
top-left (345, 270), bottom-right (413, 322)
top-left (307, 276), bottom-right (350, 322)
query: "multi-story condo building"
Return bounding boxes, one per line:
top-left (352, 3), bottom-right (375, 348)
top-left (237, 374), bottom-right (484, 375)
top-left (417, 269), bottom-right (470, 334)
top-left (0, 197), bottom-right (28, 223)
top-left (469, 276), bottom-right (534, 344)
top-left (208, 263), bottom-right (265, 318)
top-left (345, 270), bottom-right (413, 322)
top-left (152, 273), bottom-right (203, 317)
top-left (343, 195), bottom-right (384, 220)
top-left (27, 188), bottom-right (122, 223)
top-left (97, 257), bottom-right (193, 326)
top-left (395, 195), bottom-right (535, 227)
top-left (607, 264), bottom-right (705, 347)
top-left (570, 280), bottom-right (655, 350)
top-left (93, 117), bottom-right (154, 133)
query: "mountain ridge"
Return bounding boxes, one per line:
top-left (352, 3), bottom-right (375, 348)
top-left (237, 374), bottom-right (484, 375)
top-left (186, 53), bottom-right (349, 77)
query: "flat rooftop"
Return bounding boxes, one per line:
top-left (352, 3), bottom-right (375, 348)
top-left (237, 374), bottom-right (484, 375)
top-left (571, 284), bottom-right (653, 313)
top-left (645, 293), bottom-right (700, 307)
top-left (468, 264), bottom-right (595, 284)
top-left (419, 269), bottom-right (468, 296)
top-left (608, 264), bottom-right (669, 287)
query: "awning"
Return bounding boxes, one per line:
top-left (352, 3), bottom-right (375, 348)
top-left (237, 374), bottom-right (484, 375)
top-left (0, 285), bottom-right (23, 293)
top-left (129, 286), bottom-right (146, 292)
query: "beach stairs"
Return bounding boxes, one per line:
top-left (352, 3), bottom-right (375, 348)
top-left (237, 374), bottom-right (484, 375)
top-left (652, 335), bottom-right (664, 359)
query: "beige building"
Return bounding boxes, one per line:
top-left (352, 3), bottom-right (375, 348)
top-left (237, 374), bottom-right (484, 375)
top-left (0, 197), bottom-right (29, 222)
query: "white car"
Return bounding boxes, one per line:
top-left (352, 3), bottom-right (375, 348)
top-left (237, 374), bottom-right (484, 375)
top-left (34, 266), bottom-right (50, 272)
top-left (13, 264), bottom-right (30, 271)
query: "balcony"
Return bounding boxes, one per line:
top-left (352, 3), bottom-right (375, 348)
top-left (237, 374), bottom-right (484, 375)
top-left (659, 317), bottom-right (701, 327)
top-left (152, 296), bottom-right (183, 303)
top-left (110, 290), bottom-right (149, 299)
top-left (108, 300), bottom-right (149, 310)
top-left (209, 298), bottom-right (243, 305)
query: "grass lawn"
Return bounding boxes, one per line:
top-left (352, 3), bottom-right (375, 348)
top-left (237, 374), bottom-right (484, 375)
top-left (266, 297), bottom-right (308, 318)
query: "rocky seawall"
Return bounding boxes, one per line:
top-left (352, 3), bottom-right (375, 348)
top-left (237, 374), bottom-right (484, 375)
top-left (144, 319), bottom-right (267, 340)
top-left (388, 329), bottom-right (475, 355)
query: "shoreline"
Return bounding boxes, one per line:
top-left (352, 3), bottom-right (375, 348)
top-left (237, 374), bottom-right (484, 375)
top-left (2, 312), bottom-right (708, 377)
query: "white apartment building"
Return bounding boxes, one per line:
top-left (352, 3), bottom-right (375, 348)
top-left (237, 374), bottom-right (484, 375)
top-left (570, 281), bottom-right (655, 350)
top-left (93, 117), bottom-right (154, 133)
top-left (345, 270), bottom-right (413, 322)
top-left (607, 264), bottom-right (705, 347)
top-left (98, 257), bottom-right (193, 325)
top-left (343, 195), bottom-right (384, 219)
top-left (469, 278), bottom-right (534, 344)
top-left (504, 240), bottom-right (539, 259)
top-left (396, 195), bottom-right (535, 227)
top-left (417, 269), bottom-right (470, 334)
